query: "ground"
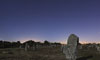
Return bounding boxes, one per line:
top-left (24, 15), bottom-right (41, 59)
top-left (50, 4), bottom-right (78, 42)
top-left (77, 46), bottom-right (100, 60)
top-left (0, 47), bottom-right (66, 60)
top-left (0, 46), bottom-right (100, 60)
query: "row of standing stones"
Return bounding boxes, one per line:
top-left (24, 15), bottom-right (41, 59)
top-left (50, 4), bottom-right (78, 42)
top-left (24, 34), bottom-right (78, 60)
top-left (61, 34), bottom-right (100, 60)
top-left (22, 34), bottom-right (100, 60)
top-left (21, 34), bottom-right (78, 60)
top-left (24, 42), bottom-right (61, 51)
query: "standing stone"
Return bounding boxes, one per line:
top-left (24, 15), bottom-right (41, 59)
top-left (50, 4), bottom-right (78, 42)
top-left (64, 34), bottom-right (79, 60)
top-left (33, 45), bottom-right (35, 50)
top-left (62, 45), bottom-right (67, 54)
top-left (95, 45), bottom-right (100, 53)
top-left (33, 44), bottom-right (37, 51)
top-left (79, 45), bottom-right (83, 49)
top-left (25, 43), bottom-right (29, 51)
top-left (19, 45), bottom-right (22, 48)
top-left (61, 44), bottom-right (64, 52)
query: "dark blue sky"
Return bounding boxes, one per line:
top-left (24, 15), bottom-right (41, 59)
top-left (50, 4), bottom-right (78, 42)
top-left (0, 0), bottom-right (100, 43)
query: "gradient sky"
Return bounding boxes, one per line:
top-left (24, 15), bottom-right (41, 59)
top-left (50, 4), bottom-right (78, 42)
top-left (0, 0), bottom-right (100, 43)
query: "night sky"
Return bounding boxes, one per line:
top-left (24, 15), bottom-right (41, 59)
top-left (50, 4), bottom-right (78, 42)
top-left (0, 0), bottom-right (100, 43)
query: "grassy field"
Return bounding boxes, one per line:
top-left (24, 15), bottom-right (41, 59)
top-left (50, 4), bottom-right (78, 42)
top-left (0, 47), bottom-right (66, 60)
top-left (77, 46), bottom-right (100, 60)
top-left (0, 46), bottom-right (100, 60)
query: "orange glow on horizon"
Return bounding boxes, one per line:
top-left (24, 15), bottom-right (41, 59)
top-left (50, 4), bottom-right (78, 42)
top-left (18, 37), bottom-right (100, 44)
top-left (18, 37), bottom-right (42, 43)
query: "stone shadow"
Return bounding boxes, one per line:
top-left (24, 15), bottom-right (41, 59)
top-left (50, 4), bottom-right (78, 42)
top-left (76, 55), bottom-right (93, 60)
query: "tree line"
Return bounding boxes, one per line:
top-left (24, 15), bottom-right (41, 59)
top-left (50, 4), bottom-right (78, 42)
top-left (0, 40), bottom-right (61, 48)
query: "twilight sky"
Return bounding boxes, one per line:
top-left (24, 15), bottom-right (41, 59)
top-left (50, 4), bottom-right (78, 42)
top-left (0, 0), bottom-right (100, 43)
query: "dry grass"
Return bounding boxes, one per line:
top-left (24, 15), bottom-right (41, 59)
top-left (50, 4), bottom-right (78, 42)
top-left (77, 46), bottom-right (100, 60)
top-left (0, 47), bottom-right (66, 60)
top-left (0, 46), bottom-right (100, 60)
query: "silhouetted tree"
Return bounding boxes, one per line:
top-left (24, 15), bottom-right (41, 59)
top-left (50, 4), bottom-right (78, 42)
top-left (44, 40), bottom-right (50, 46)
top-left (0, 40), bottom-right (4, 48)
top-left (23, 40), bottom-right (35, 47)
top-left (53, 42), bottom-right (61, 46)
